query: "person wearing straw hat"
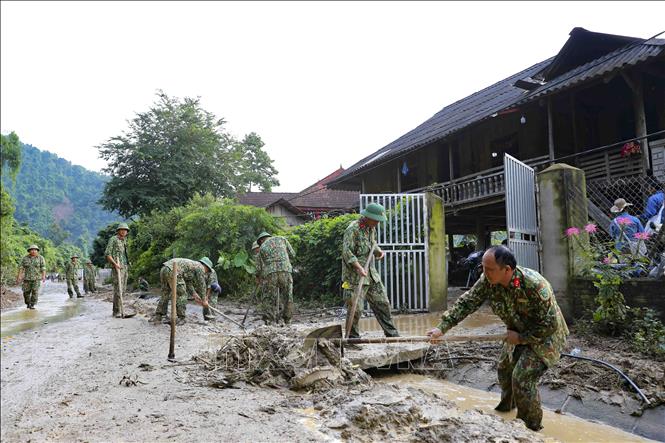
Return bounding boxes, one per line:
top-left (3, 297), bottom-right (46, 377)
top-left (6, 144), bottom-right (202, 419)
top-left (255, 232), bottom-right (295, 325)
top-left (342, 202), bottom-right (399, 339)
top-left (16, 245), bottom-right (46, 309)
top-left (65, 254), bottom-right (83, 298)
top-left (106, 222), bottom-right (130, 317)
top-left (149, 257), bottom-right (212, 325)
top-left (609, 198), bottom-right (646, 254)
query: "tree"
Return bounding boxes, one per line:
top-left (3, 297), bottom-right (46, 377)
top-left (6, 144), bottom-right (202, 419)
top-left (97, 91), bottom-right (279, 218)
top-left (1, 132), bottom-right (22, 181)
top-left (231, 133), bottom-right (279, 192)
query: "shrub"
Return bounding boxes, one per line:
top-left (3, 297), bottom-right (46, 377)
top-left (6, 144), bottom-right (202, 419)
top-left (287, 213), bottom-right (360, 305)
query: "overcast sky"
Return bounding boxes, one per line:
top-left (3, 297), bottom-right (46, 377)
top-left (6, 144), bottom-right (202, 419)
top-left (2, 1), bottom-right (663, 192)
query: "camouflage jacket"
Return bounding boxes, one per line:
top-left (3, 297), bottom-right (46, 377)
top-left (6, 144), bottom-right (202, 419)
top-left (256, 237), bottom-right (294, 277)
top-left (437, 266), bottom-right (569, 367)
top-left (206, 268), bottom-right (218, 293)
top-left (21, 255), bottom-right (45, 281)
top-left (163, 258), bottom-right (206, 299)
top-left (65, 261), bottom-right (80, 279)
top-left (341, 219), bottom-right (383, 288)
top-left (84, 264), bottom-right (97, 279)
top-left (105, 235), bottom-right (129, 267)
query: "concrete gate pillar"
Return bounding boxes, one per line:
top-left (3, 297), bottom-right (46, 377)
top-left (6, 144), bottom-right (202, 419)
top-left (537, 164), bottom-right (589, 321)
top-left (426, 191), bottom-right (447, 312)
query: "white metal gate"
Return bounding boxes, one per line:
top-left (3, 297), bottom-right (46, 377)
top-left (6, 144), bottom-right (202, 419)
top-left (504, 154), bottom-right (540, 270)
top-left (360, 194), bottom-right (429, 311)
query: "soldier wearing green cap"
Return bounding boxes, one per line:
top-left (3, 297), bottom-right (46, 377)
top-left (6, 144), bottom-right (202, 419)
top-left (255, 232), bottom-right (295, 325)
top-left (149, 257), bottom-right (213, 325)
top-left (106, 222), bottom-right (130, 317)
top-left (65, 254), bottom-right (83, 298)
top-left (83, 260), bottom-right (98, 294)
top-left (16, 245), bottom-right (46, 309)
top-left (342, 202), bottom-right (399, 338)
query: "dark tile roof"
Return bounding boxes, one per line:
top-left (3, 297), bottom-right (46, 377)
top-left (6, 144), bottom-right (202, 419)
top-left (328, 30), bottom-right (665, 189)
top-left (517, 37), bottom-right (664, 105)
top-left (237, 192), bottom-right (298, 207)
top-left (327, 57), bottom-right (553, 186)
top-left (290, 188), bottom-right (359, 210)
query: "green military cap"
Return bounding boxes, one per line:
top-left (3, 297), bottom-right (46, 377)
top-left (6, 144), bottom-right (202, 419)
top-left (86, 259), bottom-right (92, 264)
top-left (257, 232), bottom-right (272, 242)
top-left (71, 254), bottom-right (79, 258)
top-left (361, 202), bottom-right (387, 222)
top-left (198, 256), bottom-right (214, 271)
top-left (27, 244), bottom-right (40, 251)
top-left (116, 222), bottom-right (130, 232)
top-left (251, 241), bottom-right (260, 250)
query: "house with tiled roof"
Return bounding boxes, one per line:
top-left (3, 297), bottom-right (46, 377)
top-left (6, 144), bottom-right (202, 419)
top-left (237, 167), bottom-right (359, 226)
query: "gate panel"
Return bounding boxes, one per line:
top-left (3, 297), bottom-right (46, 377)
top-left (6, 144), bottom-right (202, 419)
top-left (360, 194), bottom-right (429, 311)
top-left (504, 154), bottom-right (540, 270)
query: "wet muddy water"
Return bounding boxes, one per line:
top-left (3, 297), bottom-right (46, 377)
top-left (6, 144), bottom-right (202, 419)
top-left (359, 308), bottom-right (503, 336)
top-left (1, 282), bottom-right (85, 339)
top-left (378, 373), bottom-right (654, 443)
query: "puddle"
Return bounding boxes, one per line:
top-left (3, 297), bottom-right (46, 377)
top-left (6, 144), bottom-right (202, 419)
top-left (1, 282), bottom-right (86, 338)
top-left (378, 373), bottom-right (654, 443)
top-left (360, 308), bottom-right (503, 336)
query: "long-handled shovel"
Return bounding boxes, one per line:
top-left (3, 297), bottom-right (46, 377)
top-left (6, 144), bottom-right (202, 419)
top-left (344, 244), bottom-right (377, 338)
top-left (304, 323), bottom-right (506, 353)
top-left (193, 295), bottom-right (246, 331)
top-left (168, 262), bottom-right (178, 362)
top-left (241, 284), bottom-right (260, 326)
top-left (118, 269), bottom-right (136, 318)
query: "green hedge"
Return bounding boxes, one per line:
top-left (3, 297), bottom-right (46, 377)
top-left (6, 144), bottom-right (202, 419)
top-left (287, 213), bottom-right (360, 306)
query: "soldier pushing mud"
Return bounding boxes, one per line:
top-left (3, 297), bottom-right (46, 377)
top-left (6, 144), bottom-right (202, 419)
top-left (428, 245), bottom-right (569, 431)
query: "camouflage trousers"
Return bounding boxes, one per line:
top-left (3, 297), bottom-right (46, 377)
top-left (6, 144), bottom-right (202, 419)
top-left (83, 277), bottom-right (96, 294)
top-left (66, 275), bottom-right (81, 297)
top-left (259, 272), bottom-right (293, 325)
top-left (22, 280), bottom-right (41, 306)
top-left (111, 267), bottom-right (128, 316)
top-left (497, 344), bottom-right (548, 431)
top-left (155, 266), bottom-right (187, 319)
top-left (344, 280), bottom-right (399, 338)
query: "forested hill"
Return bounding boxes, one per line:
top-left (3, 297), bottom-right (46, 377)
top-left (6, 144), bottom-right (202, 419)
top-left (1, 143), bottom-right (118, 252)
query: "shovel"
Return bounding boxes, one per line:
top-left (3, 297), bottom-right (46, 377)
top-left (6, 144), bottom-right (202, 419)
top-left (241, 283), bottom-right (261, 326)
top-left (304, 323), bottom-right (506, 354)
top-left (345, 244), bottom-right (378, 338)
top-left (117, 269), bottom-right (136, 319)
top-left (193, 294), bottom-right (246, 331)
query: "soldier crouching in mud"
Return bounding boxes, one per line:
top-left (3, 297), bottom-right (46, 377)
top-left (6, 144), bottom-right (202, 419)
top-left (427, 246), bottom-right (569, 432)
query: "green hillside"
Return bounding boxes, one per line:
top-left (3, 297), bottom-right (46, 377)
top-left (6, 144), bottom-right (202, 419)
top-left (1, 143), bottom-right (119, 252)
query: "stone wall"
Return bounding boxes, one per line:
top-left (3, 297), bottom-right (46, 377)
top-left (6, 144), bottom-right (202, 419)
top-left (567, 277), bottom-right (665, 322)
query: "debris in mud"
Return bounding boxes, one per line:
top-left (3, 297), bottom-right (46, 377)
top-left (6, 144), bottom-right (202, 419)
top-left (0, 285), bottom-right (22, 310)
top-left (138, 363), bottom-right (154, 371)
top-left (188, 326), bottom-right (371, 390)
top-left (289, 384), bottom-right (543, 442)
top-left (119, 375), bottom-right (145, 387)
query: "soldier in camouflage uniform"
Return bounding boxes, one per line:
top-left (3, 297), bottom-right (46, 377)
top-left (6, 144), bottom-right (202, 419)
top-left (255, 232), bottom-right (295, 325)
top-left (65, 255), bottom-right (83, 298)
top-left (106, 223), bottom-right (130, 317)
top-left (16, 245), bottom-right (46, 309)
top-left (342, 203), bottom-right (399, 338)
top-left (149, 257), bottom-right (212, 325)
top-left (83, 260), bottom-right (97, 294)
top-left (428, 246), bottom-right (569, 431)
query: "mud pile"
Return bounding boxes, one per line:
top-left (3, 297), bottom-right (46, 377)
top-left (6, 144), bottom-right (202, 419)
top-left (189, 326), bottom-right (372, 390)
top-left (286, 384), bottom-right (542, 442)
top-left (0, 285), bottom-right (21, 310)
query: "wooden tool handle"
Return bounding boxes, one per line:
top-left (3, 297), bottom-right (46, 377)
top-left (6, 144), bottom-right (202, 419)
top-left (344, 333), bottom-right (506, 345)
top-left (168, 262), bottom-right (177, 360)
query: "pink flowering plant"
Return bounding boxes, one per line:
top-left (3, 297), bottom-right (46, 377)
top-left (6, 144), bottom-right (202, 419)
top-left (563, 221), bottom-right (657, 339)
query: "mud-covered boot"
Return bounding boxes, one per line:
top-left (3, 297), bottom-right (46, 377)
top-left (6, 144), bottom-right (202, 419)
top-left (494, 397), bottom-right (515, 412)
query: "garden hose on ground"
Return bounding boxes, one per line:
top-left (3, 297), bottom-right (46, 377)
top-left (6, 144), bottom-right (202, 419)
top-left (561, 353), bottom-right (650, 404)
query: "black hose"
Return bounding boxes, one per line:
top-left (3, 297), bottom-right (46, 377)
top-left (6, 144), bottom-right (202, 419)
top-left (561, 353), bottom-right (651, 405)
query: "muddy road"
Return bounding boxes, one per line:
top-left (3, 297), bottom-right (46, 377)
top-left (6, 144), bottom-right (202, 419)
top-left (1, 282), bottom-right (662, 442)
